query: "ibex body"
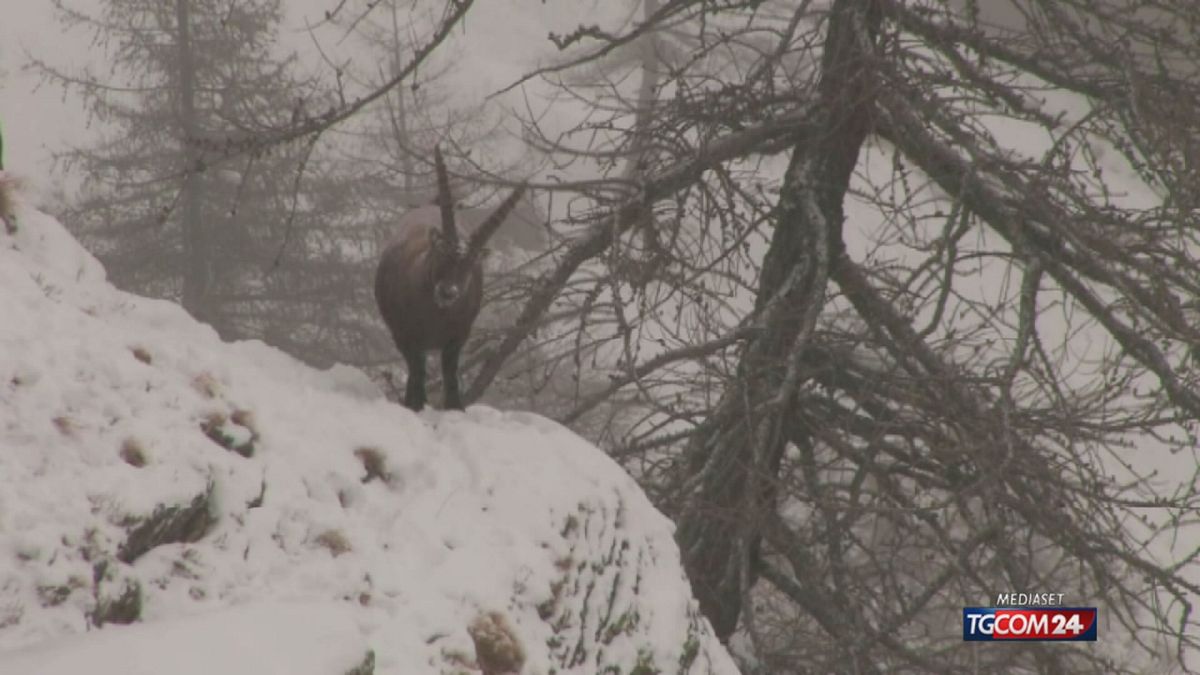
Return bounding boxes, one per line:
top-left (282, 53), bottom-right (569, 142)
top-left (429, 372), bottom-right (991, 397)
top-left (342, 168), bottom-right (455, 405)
top-left (375, 147), bottom-right (526, 411)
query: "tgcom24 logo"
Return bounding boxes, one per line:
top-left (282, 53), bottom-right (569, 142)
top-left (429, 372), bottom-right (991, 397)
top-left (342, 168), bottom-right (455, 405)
top-left (963, 594), bottom-right (1097, 642)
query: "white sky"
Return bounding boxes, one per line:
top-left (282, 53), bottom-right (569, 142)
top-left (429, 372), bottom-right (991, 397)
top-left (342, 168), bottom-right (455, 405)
top-left (1, 2), bottom-right (81, 193)
top-left (0, 0), bottom-right (608, 201)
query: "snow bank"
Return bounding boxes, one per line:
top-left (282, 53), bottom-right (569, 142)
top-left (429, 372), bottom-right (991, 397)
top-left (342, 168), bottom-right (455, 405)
top-left (0, 602), bottom-right (370, 675)
top-left (0, 206), bottom-right (739, 675)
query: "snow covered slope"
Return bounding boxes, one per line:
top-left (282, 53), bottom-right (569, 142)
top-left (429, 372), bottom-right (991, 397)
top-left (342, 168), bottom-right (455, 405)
top-left (0, 206), bottom-right (739, 675)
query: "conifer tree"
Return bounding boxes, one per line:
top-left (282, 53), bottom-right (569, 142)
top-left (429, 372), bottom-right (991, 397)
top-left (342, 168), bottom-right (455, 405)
top-left (39, 0), bottom-right (369, 364)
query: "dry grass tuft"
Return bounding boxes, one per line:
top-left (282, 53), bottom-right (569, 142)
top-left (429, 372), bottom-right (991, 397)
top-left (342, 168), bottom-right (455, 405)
top-left (230, 408), bottom-right (257, 434)
top-left (119, 438), bottom-right (148, 467)
top-left (52, 415), bottom-right (77, 437)
top-left (200, 411), bottom-right (255, 457)
top-left (353, 446), bottom-right (390, 484)
top-left (200, 411), bottom-right (228, 435)
top-left (200, 412), bottom-right (233, 449)
top-left (192, 372), bottom-right (220, 398)
top-left (468, 611), bottom-right (526, 675)
top-left (314, 529), bottom-right (352, 557)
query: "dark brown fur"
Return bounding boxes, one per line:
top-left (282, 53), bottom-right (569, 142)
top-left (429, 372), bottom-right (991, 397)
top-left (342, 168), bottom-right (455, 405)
top-left (375, 213), bottom-right (483, 410)
top-left (375, 149), bottom-right (526, 411)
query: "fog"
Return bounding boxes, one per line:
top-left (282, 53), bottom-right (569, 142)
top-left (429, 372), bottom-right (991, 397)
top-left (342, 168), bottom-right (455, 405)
top-left (0, 0), bottom-right (608, 199)
top-left (1, 2), bottom-right (84, 194)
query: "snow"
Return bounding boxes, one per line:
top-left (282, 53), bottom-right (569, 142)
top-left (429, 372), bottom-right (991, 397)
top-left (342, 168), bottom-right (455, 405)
top-left (0, 602), bottom-right (369, 675)
top-left (0, 204), bottom-right (739, 674)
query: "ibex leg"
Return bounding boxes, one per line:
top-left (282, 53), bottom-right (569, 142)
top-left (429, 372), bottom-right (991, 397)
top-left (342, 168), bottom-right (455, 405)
top-left (442, 341), bottom-right (465, 410)
top-left (402, 349), bottom-right (427, 411)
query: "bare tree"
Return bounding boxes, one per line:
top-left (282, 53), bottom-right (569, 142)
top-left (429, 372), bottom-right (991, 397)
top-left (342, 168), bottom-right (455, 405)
top-left (448, 0), bottom-right (1200, 672)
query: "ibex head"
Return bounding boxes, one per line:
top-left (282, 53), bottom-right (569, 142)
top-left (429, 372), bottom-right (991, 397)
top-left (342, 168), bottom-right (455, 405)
top-left (427, 146), bottom-right (525, 308)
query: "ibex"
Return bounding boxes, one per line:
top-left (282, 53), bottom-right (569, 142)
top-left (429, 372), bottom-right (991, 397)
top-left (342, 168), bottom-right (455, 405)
top-left (375, 147), bottom-right (526, 411)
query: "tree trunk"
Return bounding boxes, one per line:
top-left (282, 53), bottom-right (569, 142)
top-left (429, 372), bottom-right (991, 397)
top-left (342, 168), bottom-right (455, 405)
top-left (626, 0), bottom-right (662, 254)
top-left (674, 0), bottom-right (882, 643)
top-left (388, 0), bottom-right (415, 196)
top-left (175, 0), bottom-right (214, 329)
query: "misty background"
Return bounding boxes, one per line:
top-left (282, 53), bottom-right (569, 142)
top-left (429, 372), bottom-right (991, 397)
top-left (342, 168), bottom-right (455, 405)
top-left (0, 0), bottom-right (560, 189)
